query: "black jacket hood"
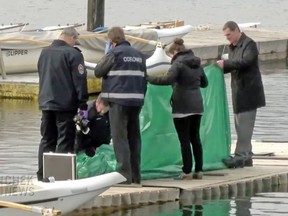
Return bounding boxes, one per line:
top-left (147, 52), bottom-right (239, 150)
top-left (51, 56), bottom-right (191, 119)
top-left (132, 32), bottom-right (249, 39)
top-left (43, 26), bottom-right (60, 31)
top-left (172, 49), bottom-right (201, 69)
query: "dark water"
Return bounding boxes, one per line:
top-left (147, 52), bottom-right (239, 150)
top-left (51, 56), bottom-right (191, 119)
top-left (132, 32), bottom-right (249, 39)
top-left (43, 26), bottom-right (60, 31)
top-left (1, 0), bottom-right (288, 31)
top-left (0, 0), bottom-right (287, 175)
top-left (66, 185), bottom-right (288, 216)
top-left (0, 1), bottom-right (288, 215)
top-left (226, 61), bottom-right (288, 142)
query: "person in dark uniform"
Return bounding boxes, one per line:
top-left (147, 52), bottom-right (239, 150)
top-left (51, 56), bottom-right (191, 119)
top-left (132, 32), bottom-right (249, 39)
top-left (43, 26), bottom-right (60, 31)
top-left (94, 26), bottom-right (147, 186)
top-left (216, 21), bottom-right (266, 168)
top-left (37, 27), bottom-right (88, 181)
top-left (74, 94), bottom-right (111, 157)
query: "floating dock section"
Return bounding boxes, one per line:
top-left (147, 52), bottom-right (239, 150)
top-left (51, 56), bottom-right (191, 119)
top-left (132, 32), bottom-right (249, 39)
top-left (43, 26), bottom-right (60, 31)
top-left (69, 142), bottom-right (288, 215)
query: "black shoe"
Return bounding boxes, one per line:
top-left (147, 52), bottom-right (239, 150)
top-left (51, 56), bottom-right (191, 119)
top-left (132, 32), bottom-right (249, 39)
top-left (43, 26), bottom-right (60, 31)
top-left (222, 157), bottom-right (244, 168)
top-left (244, 158), bottom-right (253, 167)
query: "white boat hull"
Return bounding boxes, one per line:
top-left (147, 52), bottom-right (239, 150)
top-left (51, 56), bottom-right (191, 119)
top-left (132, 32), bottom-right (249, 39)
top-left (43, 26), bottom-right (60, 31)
top-left (0, 25), bottom-right (192, 74)
top-left (0, 189), bottom-right (106, 216)
top-left (85, 42), bottom-right (172, 78)
top-left (0, 172), bottom-right (126, 215)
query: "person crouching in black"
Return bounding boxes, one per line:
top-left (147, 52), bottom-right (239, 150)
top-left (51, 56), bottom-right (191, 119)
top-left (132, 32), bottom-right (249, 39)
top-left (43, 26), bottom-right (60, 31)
top-left (74, 94), bottom-right (111, 157)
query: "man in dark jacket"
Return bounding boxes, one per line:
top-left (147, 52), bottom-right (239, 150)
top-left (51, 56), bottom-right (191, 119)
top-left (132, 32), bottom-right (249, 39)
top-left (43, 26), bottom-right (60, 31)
top-left (74, 95), bottom-right (111, 157)
top-left (94, 26), bottom-right (147, 186)
top-left (37, 27), bottom-right (88, 181)
top-left (216, 21), bottom-right (266, 168)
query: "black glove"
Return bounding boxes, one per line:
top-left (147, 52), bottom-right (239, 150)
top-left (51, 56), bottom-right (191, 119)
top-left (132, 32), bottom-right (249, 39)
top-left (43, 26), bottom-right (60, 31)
top-left (85, 147), bottom-right (96, 157)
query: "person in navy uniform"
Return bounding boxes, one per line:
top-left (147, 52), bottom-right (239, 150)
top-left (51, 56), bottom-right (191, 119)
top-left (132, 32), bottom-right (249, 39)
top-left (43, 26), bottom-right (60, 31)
top-left (216, 21), bottom-right (266, 168)
top-left (75, 94), bottom-right (111, 157)
top-left (94, 26), bottom-right (147, 186)
top-left (37, 27), bottom-right (88, 181)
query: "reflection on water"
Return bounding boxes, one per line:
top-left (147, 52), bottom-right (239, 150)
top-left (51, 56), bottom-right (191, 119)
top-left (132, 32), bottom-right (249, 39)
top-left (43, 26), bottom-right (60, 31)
top-left (0, 99), bottom-right (40, 176)
top-left (66, 185), bottom-right (288, 216)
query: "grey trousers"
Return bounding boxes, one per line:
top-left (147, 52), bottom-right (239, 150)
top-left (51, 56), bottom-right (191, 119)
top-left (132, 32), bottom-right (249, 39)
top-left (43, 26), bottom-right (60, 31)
top-left (234, 109), bottom-right (257, 159)
top-left (109, 103), bottom-right (142, 184)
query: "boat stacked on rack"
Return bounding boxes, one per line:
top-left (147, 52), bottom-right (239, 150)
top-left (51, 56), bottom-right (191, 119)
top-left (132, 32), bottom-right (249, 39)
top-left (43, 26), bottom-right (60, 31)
top-left (37, 23), bottom-right (85, 32)
top-left (0, 21), bottom-right (192, 74)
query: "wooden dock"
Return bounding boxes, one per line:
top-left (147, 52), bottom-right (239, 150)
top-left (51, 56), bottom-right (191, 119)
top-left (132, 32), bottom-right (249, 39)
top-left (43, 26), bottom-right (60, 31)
top-left (0, 142), bottom-right (287, 214)
top-left (182, 24), bottom-right (288, 64)
top-left (71, 142), bottom-right (288, 215)
top-left (0, 25), bottom-right (288, 99)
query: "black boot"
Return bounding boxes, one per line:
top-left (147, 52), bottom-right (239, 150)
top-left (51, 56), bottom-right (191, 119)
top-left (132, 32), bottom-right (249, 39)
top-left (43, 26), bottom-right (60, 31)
top-left (244, 158), bottom-right (253, 167)
top-left (222, 157), bottom-right (244, 168)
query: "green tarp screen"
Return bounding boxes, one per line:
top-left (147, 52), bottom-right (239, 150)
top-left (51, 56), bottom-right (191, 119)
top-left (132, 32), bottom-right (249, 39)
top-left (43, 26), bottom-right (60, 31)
top-left (77, 64), bottom-right (231, 179)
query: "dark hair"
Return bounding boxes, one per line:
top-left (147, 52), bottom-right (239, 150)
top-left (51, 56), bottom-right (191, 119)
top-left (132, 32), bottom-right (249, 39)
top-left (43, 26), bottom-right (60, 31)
top-left (222, 21), bottom-right (240, 31)
top-left (168, 38), bottom-right (186, 54)
top-left (107, 26), bottom-right (126, 43)
top-left (96, 93), bottom-right (109, 107)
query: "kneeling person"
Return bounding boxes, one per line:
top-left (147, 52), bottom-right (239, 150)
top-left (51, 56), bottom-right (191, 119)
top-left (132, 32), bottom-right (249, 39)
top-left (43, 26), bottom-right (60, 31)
top-left (75, 95), bottom-right (111, 157)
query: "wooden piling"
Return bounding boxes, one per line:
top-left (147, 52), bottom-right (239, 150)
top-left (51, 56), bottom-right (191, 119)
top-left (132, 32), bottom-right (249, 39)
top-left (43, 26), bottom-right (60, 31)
top-left (202, 187), bottom-right (212, 200)
top-left (87, 0), bottom-right (105, 31)
top-left (211, 186), bottom-right (221, 200)
top-left (220, 184), bottom-right (229, 199)
top-left (228, 183), bottom-right (238, 197)
top-left (245, 180), bottom-right (254, 196)
top-left (253, 178), bottom-right (263, 193)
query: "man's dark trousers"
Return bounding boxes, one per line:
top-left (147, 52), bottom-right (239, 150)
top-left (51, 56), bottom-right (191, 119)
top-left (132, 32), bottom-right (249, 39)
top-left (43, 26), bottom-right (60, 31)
top-left (109, 103), bottom-right (142, 184)
top-left (37, 110), bottom-right (76, 180)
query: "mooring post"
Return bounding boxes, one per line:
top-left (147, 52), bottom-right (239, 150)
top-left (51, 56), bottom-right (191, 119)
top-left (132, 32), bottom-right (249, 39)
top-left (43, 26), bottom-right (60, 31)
top-left (0, 47), bottom-right (7, 80)
top-left (87, 0), bottom-right (105, 31)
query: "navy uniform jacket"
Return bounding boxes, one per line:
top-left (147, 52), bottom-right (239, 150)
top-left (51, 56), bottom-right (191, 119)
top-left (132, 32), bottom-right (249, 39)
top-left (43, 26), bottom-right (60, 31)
top-left (94, 40), bottom-right (147, 107)
top-left (38, 40), bottom-right (88, 111)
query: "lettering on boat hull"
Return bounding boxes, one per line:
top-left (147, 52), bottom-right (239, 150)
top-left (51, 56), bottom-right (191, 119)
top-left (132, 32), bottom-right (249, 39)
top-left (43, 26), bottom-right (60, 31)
top-left (6, 49), bottom-right (28, 57)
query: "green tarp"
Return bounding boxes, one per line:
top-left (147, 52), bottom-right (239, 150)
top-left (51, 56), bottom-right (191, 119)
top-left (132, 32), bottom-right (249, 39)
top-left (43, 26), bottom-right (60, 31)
top-left (77, 64), bottom-right (231, 179)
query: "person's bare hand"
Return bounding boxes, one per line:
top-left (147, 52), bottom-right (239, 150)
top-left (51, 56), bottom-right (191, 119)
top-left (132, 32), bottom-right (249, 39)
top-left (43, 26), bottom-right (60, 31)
top-left (216, 60), bottom-right (224, 69)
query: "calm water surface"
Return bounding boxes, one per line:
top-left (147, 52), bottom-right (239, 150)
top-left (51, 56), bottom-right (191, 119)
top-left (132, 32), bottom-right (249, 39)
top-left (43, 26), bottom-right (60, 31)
top-left (1, 1), bottom-right (288, 215)
top-left (0, 0), bottom-right (288, 31)
top-left (66, 187), bottom-right (288, 216)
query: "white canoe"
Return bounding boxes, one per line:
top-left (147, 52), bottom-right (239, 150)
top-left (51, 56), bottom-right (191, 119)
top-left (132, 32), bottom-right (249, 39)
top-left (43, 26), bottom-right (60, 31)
top-left (38, 23), bottom-right (85, 31)
top-left (0, 25), bottom-right (192, 74)
top-left (124, 25), bottom-right (192, 44)
top-left (238, 22), bottom-right (261, 29)
top-left (0, 172), bottom-right (125, 216)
